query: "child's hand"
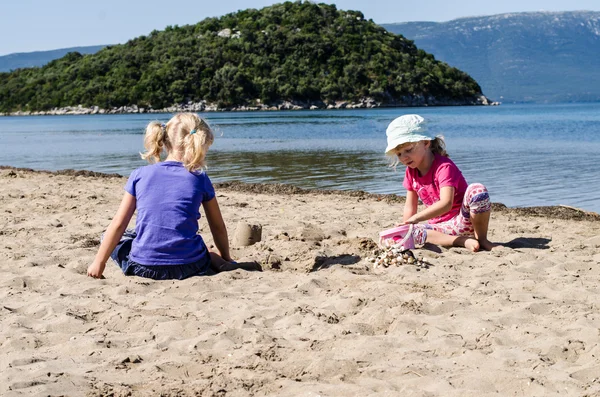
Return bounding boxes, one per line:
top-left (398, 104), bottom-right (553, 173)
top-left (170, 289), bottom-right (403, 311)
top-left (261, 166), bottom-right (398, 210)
top-left (87, 262), bottom-right (106, 279)
top-left (402, 214), bottom-right (421, 225)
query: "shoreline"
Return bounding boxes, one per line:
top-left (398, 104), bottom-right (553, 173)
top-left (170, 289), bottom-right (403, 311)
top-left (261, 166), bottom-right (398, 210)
top-left (2, 165), bottom-right (597, 221)
top-left (0, 95), bottom-right (499, 117)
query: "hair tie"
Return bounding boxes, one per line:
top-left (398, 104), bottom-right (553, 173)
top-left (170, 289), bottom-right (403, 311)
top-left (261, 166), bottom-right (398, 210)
top-left (190, 129), bottom-right (196, 135)
top-left (160, 123), bottom-right (167, 132)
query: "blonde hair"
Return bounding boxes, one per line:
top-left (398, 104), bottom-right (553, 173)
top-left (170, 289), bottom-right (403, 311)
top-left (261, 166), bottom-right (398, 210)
top-left (429, 136), bottom-right (448, 157)
top-left (141, 113), bottom-right (214, 171)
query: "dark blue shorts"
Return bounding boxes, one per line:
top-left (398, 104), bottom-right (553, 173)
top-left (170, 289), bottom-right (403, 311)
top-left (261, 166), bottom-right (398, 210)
top-left (109, 230), bottom-right (211, 280)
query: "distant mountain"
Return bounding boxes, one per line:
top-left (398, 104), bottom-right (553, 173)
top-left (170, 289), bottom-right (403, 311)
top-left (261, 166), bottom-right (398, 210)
top-left (382, 11), bottom-right (600, 103)
top-left (0, 46), bottom-right (107, 72)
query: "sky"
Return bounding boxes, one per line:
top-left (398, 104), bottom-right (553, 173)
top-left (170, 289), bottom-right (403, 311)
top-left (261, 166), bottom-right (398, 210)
top-left (2, 0), bottom-right (600, 56)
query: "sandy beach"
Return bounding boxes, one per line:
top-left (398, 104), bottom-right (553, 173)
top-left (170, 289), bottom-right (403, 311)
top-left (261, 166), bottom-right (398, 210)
top-left (1, 167), bottom-right (600, 396)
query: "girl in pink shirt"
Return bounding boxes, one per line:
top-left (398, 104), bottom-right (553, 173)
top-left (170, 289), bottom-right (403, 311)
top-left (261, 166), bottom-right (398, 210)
top-left (385, 114), bottom-right (495, 251)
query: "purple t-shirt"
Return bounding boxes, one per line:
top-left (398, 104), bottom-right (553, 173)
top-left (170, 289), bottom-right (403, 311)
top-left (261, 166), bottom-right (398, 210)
top-left (125, 161), bottom-right (215, 265)
top-left (403, 154), bottom-right (468, 224)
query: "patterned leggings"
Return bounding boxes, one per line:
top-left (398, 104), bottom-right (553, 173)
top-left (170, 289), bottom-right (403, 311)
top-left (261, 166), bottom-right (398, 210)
top-left (413, 183), bottom-right (491, 245)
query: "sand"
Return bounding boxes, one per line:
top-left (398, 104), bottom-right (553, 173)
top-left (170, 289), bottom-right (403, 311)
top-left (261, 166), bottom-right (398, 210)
top-left (1, 167), bottom-right (600, 397)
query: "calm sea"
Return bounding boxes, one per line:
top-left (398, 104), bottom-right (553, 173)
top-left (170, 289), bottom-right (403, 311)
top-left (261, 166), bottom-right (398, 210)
top-left (1, 103), bottom-right (599, 212)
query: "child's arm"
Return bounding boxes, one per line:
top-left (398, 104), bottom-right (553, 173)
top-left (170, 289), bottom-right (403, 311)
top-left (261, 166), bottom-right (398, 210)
top-left (87, 192), bottom-right (136, 278)
top-left (202, 197), bottom-right (232, 262)
top-left (403, 186), bottom-right (455, 224)
top-left (403, 190), bottom-right (419, 222)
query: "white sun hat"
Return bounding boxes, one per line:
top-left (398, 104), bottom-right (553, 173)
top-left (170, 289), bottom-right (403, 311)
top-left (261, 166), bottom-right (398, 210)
top-left (384, 114), bottom-right (433, 154)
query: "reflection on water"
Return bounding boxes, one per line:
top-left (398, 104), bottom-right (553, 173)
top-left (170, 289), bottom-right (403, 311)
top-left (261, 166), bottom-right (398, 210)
top-left (207, 150), bottom-right (397, 193)
top-left (1, 104), bottom-right (599, 212)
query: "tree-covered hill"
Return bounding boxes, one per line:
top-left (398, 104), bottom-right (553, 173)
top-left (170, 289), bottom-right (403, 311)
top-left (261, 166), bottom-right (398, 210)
top-left (0, 1), bottom-right (486, 113)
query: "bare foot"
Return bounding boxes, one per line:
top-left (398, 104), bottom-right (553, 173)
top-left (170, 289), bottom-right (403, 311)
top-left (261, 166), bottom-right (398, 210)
top-left (464, 238), bottom-right (480, 252)
top-left (478, 239), bottom-right (497, 251)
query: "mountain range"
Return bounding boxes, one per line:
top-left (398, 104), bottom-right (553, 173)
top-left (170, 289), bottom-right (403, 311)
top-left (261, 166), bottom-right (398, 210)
top-left (382, 11), bottom-right (600, 103)
top-left (0, 46), bottom-right (106, 72)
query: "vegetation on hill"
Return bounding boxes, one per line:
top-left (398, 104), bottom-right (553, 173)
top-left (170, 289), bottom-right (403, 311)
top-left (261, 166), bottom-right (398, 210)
top-left (0, 1), bottom-right (484, 113)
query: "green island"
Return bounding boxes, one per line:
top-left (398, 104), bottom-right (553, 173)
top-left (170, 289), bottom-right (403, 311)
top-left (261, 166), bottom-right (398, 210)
top-left (0, 1), bottom-right (490, 114)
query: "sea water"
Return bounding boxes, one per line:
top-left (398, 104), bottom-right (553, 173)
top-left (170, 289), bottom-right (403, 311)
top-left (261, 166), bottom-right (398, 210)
top-left (1, 103), bottom-right (599, 212)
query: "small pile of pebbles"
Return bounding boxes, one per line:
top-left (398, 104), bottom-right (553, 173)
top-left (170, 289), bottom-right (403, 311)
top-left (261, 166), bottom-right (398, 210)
top-left (368, 245), bottom-right (431, 270)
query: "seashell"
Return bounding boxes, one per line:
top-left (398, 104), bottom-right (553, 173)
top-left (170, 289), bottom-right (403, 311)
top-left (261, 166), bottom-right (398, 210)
top-left (372, 245), bottom-right (432, 271)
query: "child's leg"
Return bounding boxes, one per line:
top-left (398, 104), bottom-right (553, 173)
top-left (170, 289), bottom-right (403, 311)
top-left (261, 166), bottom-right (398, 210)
top-left (410, 224), bottom-right (481, 251)
top-left (464, 183), bottom-right (496, 251)
top-left (471, 210), bottom-right (495, 251)
top-left (425, 229), bottom-right (481, 251)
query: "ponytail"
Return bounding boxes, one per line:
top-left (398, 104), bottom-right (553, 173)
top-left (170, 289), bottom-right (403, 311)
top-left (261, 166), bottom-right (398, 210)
top-left (430, 135), bottom-right (448, 157)
top-left (141, 121), bottom-right (166, 163)
top-left (182, 118), bottom-right (214, 171)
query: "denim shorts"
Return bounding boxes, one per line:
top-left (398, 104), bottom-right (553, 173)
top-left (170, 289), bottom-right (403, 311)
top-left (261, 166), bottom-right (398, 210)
top-left (109, 230), bottom-right (211, 280)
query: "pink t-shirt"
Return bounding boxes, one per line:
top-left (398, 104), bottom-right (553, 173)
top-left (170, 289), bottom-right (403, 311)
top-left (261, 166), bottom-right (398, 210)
top-left (402, 154), bottom-right (468, 224)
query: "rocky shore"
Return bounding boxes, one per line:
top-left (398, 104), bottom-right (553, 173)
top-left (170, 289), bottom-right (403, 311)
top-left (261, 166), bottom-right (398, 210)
top-left (0, 95), bottom-right (498, 116)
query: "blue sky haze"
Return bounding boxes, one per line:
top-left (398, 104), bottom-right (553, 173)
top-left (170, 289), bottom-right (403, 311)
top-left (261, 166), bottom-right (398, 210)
top-left (2, 0), bottom-right (600, 55)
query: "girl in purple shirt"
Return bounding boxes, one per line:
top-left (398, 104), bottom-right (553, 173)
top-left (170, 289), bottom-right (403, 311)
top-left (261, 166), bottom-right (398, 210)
top-left (385, 114), bottom-right (495, 251)
top-left (88, 113), bottom-right (254, 279)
